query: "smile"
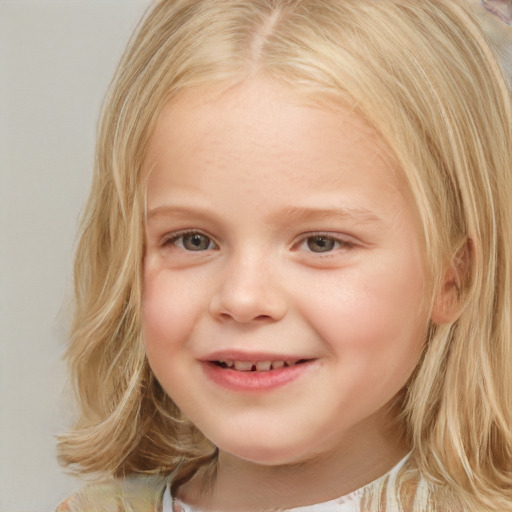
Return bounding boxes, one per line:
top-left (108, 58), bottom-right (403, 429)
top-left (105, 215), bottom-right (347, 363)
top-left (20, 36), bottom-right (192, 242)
top-left (203, 358), bottom-right (316, 391)
top-left (213, 360), bottom-right (310, 372)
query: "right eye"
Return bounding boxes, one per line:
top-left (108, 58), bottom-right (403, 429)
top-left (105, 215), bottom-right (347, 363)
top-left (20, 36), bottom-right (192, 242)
top-left (163, 231), bottom-right (216, 251)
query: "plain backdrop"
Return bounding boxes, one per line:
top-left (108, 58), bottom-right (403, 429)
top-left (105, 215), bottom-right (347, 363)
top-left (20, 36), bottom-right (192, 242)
top-left (0, 1), bottom-right (151, 511)
top-left (1, 2), bottom-right (510, 512)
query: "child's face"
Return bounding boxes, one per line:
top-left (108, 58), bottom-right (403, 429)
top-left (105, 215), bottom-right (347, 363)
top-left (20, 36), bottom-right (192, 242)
top-left (143, 79), bottom-right (429, 467)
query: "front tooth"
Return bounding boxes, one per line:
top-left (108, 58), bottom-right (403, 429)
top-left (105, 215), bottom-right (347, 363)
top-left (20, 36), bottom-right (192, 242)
top-left (234, 361), bottom-right (253, 371)
top-left (256, 361), bottom-right (271, 371)
top-left (271, 361), bottom-right (285, 369)
top-left (225, 360), bottom-right (234, 367)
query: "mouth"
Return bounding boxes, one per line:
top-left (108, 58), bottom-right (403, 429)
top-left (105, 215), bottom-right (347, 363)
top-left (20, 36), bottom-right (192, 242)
top-left (212, 359), bottom-right (312, 372)
top-left (202, 356), bottom-right (316, 391)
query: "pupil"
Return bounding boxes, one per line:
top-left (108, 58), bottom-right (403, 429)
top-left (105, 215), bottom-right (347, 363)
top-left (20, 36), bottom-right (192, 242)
top-left (184, 234), bottom-right (209, 250)
top-left (308, 236), bottom-right (334, 252)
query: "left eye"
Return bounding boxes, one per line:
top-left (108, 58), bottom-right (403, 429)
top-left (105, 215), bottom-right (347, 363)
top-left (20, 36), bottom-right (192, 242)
top-left (166, 232), bottom-right (216, 251)
top-left (297, 234), bottom-right (352, 253)
top-left (305, 236), bottom-right (338, 253)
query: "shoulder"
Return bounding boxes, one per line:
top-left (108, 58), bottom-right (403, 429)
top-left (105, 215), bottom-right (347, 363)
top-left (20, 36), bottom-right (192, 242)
top-left (358, 454), bottom-right (434, 512)
top-left (56, 473), bottom-right (170, 512)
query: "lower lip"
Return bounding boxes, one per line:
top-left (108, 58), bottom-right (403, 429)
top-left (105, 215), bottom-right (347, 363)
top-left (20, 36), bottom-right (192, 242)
top-left (202, 361), bottom-right (315, 392)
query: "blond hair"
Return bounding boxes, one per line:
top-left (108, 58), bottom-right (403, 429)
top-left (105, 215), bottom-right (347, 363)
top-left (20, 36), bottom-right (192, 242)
top-left (59, 1), bottom-right (512, 509)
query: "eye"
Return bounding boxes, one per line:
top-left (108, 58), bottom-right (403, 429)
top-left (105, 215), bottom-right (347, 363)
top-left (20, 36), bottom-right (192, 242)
top-left (306, 236), bottom-right (338, 253)
top-left (295, 233), bottom-right (355, 254)
top-left (164, 231), bottom-right (216, 251)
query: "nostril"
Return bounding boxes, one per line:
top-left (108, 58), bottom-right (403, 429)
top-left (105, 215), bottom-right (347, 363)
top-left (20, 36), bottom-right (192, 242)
top-left (217, 312), bottom-right (273, 323)
top-left (254, 314), bottom-right (272, 321)
top-left (209, 282), bottom-right (287, 323)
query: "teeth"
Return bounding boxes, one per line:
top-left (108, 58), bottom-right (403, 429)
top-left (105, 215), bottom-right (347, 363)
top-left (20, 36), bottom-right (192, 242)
top-left (233, 361), bottom-right (254, 371)
top-left (217, 359), bottom-right (304, 371)
top-left (255, 361), bottom-right (271, 371)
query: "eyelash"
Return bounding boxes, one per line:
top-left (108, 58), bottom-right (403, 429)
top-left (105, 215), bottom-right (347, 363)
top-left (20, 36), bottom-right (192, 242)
top-left (160, 230), bottom-right (355, 254)
top-left (293, 232), bottom-right (356, 254)
top-left (160, 230), bottom-right (217, 251)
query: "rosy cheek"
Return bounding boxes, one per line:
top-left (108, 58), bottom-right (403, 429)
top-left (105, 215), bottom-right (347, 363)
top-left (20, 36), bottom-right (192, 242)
top-left (142, 301), bottom-right (166, 349)
top-left (142, 275), bottom-right (175, 348)
top-left (142, 271), bottom-right (201, 354)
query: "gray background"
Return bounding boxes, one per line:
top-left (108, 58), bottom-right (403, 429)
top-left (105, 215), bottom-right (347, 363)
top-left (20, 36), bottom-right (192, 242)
top-left (0, 1), bottom-right (151, 510)
top-left (0, 1), bottom-right (509, 512)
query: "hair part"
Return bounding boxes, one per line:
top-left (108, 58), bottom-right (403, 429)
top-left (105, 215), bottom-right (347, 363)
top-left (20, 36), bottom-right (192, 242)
top-left (59, 1), bottom-right (512, 510)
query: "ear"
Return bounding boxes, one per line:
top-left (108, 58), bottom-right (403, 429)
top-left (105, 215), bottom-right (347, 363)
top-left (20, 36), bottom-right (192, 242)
top-left (430, 240), bottom-right (472, 325)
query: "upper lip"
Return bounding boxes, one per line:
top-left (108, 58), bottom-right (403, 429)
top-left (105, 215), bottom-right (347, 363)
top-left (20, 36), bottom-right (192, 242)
top-left (200, 350), bottom-right (315, 362)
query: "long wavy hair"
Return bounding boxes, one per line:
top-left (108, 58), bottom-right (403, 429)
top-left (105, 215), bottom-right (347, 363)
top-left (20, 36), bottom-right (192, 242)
top-left (58, 1), bottom-right (512, 510)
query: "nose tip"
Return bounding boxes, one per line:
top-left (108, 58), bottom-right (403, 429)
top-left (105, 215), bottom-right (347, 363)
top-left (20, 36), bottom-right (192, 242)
top-left (216, 298), bottom-right (281, 324)
top-left (209, 261), bottom-right (287, 324)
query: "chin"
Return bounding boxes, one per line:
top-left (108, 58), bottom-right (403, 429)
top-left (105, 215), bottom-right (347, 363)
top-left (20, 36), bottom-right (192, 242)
top-left (226, 447), bottom-right (300, 466)
top-left (214, 434), bottom-right (314, 467)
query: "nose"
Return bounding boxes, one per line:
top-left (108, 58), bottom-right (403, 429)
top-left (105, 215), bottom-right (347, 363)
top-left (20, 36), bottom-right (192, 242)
top-left (209, 252), bottom-right (287, 324)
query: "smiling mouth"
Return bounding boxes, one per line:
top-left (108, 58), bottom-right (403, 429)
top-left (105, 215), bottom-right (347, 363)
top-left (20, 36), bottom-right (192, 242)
top-left (212, 359), bottom-right (312, 372)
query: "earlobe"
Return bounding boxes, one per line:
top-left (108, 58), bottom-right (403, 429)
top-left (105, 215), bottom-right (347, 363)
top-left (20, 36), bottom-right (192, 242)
top-left (431, 280), bottom-right (461, 324)
top-left (430, 240), bottom-right (472, 325)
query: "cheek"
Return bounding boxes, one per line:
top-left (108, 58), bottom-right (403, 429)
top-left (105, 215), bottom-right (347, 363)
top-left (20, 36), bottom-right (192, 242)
top-left (298, 262), bottom-right (427, 365)
top-left (142, 270), bottom-right (197, 360)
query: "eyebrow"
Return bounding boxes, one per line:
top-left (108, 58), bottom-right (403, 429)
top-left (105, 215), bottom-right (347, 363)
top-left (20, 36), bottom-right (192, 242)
top-left (147, 204), bottom-right (384, 226)
top-left (147, 205), bottom-right (214, 222)
top-left (277, 205), bottom-right (384, 226)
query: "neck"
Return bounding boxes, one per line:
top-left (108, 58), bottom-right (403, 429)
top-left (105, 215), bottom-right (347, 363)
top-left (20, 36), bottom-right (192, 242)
top-left (176, 413), bottom-right (409, 511)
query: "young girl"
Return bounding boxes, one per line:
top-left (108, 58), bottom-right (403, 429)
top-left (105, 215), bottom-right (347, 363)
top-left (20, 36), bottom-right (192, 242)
top-left (57, 1), bottom-right (512, 510)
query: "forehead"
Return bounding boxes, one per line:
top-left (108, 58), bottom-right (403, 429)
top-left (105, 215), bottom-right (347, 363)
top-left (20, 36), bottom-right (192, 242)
top-left (146, 78), bottom-right (396, 175)
top-left (144, 78), bottom-right (416, 221)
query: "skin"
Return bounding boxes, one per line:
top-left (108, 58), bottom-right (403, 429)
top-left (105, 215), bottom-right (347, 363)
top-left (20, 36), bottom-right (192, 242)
top-left (142, 78), bottom-right (441, 511)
